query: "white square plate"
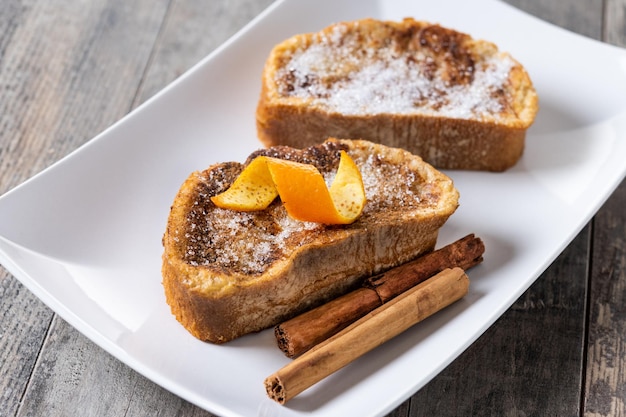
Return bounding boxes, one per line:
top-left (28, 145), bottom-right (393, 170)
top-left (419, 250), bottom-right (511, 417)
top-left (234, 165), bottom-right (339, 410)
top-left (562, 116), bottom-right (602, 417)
top-left (1, 0), bottom-right (626, 416)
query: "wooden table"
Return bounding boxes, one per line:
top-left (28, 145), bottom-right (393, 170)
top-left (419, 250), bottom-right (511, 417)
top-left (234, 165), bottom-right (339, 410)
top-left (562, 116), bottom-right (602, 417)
top-left (1, 1), bottom-right (624, 416)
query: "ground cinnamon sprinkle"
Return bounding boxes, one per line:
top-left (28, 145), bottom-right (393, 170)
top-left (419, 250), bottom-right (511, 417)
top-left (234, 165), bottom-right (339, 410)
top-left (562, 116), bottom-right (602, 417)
top-left (182, 144), bottom-right (438, 275)
top-left (276, 21), bottom-right (514, 118)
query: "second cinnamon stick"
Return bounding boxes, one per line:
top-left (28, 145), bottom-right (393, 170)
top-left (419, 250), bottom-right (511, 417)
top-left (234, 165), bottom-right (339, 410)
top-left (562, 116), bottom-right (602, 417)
top-left (265, 267), bottom-right (470, 405)
top-left (275, 234), bottom-right (484, 357)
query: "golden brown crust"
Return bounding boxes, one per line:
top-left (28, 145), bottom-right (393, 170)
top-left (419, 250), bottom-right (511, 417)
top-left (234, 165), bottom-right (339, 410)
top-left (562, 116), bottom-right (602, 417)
top-left (256, 18), bottom-right (539, 171)
top-left (162, 139), bottom-right (459, 343)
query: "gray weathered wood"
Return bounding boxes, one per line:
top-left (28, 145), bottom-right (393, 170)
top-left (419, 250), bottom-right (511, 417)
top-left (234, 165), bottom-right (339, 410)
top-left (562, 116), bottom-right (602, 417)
top-left (405, 227), bottom-right (590, 416)
top-left (1, 1), bottom-right (271, 417)
top-left (0, 0), bottom-right (624, 416)
top-left (582, 7), bottom-right (626, 413)
top-left (0, 0), bottom-right (170, 195)
top-left (586, 1), bottom-right (626, 416)
top-left (0, 268), bottom-right (53, 416)
top-left (0, 1), bottom-right (169, 416)
top-left (503, 0), bottom-right (604, 39)
top-left (133, 0), bottom-right (276, 107)
top-left (604, 0), bottom-right (626, 46)
top-left (582, 3), bottom-right (626, 412)
top-left (585, 181), bottom-right (626, 417)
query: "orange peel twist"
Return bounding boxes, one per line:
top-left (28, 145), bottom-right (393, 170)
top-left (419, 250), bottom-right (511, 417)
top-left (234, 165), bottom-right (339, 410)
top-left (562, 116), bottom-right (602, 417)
top-left (211, 151), bottom-right (366, 224)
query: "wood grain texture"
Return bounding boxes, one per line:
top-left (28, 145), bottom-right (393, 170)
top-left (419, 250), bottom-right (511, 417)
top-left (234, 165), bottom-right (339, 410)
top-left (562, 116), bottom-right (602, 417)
top-left (0, 0), bottom-right (170, 195)
top-left (133, 0), bottom-right (275, 106)
top-left (0, 2), bottom-right (170, 416)
top-left (0, 1), bottom-right (271, 417)
top-left (605, 0), bottom-right (626, 47)
top-left (0, 0), bottom-right (624, 416)
top-left (16, 316), bottom-right (140, 417)
top-left (584, 1), bottom-right (626, 416)
top-left (0, 269), bottom-right (53, 416)
top-left (585, 180), bottom-right (626, 417)
top-left (405, 228), bottom-right (590, 417)
top-left (504, 0), bottom-right (604, 38)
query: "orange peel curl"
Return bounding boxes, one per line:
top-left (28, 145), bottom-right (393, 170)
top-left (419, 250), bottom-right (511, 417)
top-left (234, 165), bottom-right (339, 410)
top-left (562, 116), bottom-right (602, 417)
top-left (211, 151), bottom-right (366, 224)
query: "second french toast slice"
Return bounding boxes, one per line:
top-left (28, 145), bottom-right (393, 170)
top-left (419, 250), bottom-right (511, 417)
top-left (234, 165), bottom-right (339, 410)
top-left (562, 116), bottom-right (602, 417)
top-left (256, 18), bottom-right (538, 171)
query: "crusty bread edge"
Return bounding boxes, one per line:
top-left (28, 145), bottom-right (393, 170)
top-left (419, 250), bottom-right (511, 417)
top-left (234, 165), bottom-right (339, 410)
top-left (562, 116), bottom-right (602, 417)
top-left (163, 217), bottom-right (447, 343)
top-left (162, 139), bottom-right (459, 343)
top-left (257, 103), bottom-right (529, 172)
top-left (255, 18), bottom-right (539, 172)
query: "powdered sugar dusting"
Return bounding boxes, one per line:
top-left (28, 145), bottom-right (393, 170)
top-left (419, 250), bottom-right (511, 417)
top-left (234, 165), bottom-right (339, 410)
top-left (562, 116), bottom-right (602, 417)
top-left (357, 152), bottom-right (427, 214)
top-left (182, 144), bottom-right (436, 276)
top-left (185, 201), bottom-right (324, 275)
top-left (276, 22), bottom-right (515, 119)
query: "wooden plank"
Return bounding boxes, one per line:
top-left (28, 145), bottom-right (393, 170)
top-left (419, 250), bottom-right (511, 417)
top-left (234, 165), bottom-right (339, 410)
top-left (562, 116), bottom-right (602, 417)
top-left (582, 1), bottom-right (626, 415)
top-left (404, 228), bottom-right (590, 416)
top-left (503, 0), bottom-right (604, 38)
top-left (9, 1), bottom-right (272, 417)
top-left (604, 0), bottom-right (626, 47)
top-left (0, 269), bottom-right (53, 415)
top-left (20, 317), bottom-right (220, 417)
top-left (13, 316), bottom-right (143, 417)
top-left (584, 179), bottom-right (626, 417)
top-left (132, 0), bottom-right (276, 107)
top-left (0, 1), bottom-right (169, 416)
top-left (1, 0), bottom-right (622, 417)
top-left (0, 0), bottom-right (168, 194)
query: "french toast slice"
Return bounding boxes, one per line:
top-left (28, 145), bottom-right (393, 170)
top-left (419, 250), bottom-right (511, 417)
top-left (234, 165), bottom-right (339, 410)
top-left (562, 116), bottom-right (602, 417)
top-left (162, 139), bottom-right (459, 343)
top-left (256, 18), bottom-right (539, 171)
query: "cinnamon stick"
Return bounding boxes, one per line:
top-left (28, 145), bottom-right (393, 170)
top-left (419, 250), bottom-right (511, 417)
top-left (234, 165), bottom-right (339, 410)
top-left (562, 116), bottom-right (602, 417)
top-left (275, 234), bottom-right (484, 357)
top-left (265, 267), bottom-right (470, 405)
top-left (276, 287), bottom-right (381, 358)
top-left (366, 233), bottom-right (484, 303)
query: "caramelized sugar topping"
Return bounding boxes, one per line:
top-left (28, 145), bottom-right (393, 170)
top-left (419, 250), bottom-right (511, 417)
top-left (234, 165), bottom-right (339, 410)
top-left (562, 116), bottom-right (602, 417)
top-left (180, 141), bottom-right (443, 275)
top-left (275, 19), bottom-right (515, 119)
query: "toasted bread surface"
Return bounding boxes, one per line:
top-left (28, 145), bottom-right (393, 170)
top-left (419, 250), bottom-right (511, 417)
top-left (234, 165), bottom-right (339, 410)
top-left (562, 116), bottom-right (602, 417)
top-left (162, 139), bottom-right (459, 343)
top-left (256, 18), bottom-right (538, 171)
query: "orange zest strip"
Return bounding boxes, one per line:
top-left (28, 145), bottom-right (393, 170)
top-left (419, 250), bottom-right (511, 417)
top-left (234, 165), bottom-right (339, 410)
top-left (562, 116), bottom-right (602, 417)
top-left (211, 151), bottom-right (366, 224)
top-left (210, 156), bottom-right (278, 211)
top-left (329, 150), bottom-right (367, 221)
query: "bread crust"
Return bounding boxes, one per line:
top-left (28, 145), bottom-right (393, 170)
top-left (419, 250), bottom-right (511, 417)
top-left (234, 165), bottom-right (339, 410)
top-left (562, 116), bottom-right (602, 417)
top-left (256, 18), bottom-right (538, 171)
top-left (162, 139), bottom-right (459, 343)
